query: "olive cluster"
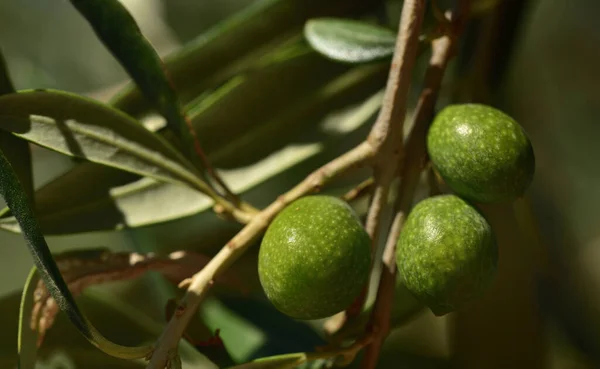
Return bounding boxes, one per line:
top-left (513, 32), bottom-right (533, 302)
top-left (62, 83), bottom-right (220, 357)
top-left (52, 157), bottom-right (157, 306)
top-left (398, 104), bottom-right (535, 315)
top-left (257, 104), bottom-right (535, 319)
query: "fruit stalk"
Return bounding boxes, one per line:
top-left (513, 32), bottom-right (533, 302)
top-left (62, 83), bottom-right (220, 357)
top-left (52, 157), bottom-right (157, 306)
top-left (360, 6), bottom-right (469, 367)
top-left (146, 141), bottom-right (375, 369)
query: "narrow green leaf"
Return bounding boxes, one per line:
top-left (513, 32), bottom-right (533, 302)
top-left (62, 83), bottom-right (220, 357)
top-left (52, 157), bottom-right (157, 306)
top-left (0, 49), bottom-right (34, 203)
top-left (304, 18), bottom-right (397, 63)
top-left (0, 90), bottom-right (212, 195)
top-left (109, 0), bottom-right (375, 117)
top-left (227, 353), bottom-right (307, 369)
top-left (0, 60), bottom-right (385, 234)
top-left (70, 0), bottom-right (193, 154)
top-left (18, 268), bottom-right (40, 369)
top-left (0, 132), bottom-right (33, 205)
top-left (0, 144), bottom-right (152, 359)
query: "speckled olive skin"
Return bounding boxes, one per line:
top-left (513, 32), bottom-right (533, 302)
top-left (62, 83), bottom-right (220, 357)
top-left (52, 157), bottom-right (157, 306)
top-left (258, 195), bottom-right (371, 320)
top-left (396, 195), bottom-right (497, 316)
top-left (427, 104), bottom-right (535, 203)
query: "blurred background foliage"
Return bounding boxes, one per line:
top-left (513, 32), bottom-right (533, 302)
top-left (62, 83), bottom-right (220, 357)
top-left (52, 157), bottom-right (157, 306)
top-left (0, 0), bottom-right (599, 368)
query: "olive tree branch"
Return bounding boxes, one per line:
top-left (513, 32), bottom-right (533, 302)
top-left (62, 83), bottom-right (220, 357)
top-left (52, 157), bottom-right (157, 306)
top-left (361, 6), bottom-right (469, 367)
top-left (146, 141), bottom-right (375, 369)
top-left (325, 0), bottom-right (427, 336)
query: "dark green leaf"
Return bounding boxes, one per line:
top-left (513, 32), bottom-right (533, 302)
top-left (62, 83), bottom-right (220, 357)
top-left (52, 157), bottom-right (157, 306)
top-left (70, 0), bottom-right (194, 156)
top-left (304, 18), bottom-right (396, 63)
top-left (109, 0), bottom-right (375, 118)
top-left (18, 268), bottom-right (40, 369)
top-left (0, 49), bottom-right (33, 203)
top-left (0, 133), bottom-right (33, 206)
top-left (0, 145), bottom-right (153, 359)
top-left (0, 90), bottom-right (213, 196)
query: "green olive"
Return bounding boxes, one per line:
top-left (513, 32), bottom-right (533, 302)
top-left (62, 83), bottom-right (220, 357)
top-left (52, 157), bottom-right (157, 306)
top-left (396, 195), bottom-right (498, 316)
top-left (258, 195), bottom-right (371, 320)
top-left (427, 104), bottom-right (535, 203)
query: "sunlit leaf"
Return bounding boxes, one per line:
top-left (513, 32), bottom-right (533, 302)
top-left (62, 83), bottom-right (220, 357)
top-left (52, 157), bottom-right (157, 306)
top-left (304, 18), bottom-right (396, 64)
top-left (0, 90), bottom-right (213, 197)
top-left (17, 268), bottom-right (40, 369)
top-left (0, 55), bottom-right (385, 234)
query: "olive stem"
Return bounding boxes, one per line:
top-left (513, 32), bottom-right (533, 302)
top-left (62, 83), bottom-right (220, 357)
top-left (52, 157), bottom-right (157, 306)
top-left (324, 0), bottom-right (427, 339)
top-left (146, 141), bottom-right (375, 369)
top-left (360, 4), bottom-right (470, 367)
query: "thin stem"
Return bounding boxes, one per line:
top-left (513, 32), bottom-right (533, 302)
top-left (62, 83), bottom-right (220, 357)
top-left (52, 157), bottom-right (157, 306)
top-left (182, 113), bottom-right (243, 207)
top-left (361, 9), bottom-right (466, 367)
top-left (146, 141), bottom-right (375, 369)
top-left (342, 177), bottom-right (375, 203)
top-left (367, 0), bottom-right (426, 155)
top-left (326, 0), bottom-right (427, 338)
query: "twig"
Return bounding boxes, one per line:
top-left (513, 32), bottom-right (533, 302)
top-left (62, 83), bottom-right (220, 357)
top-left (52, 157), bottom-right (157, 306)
top-left (325, 0), bottom-right (427, 336)
top-left (361, 6), bottom-right (468, 368)
top-left (367, 0), bottom-right (427, 156)
top-left (181, 113), bottom-right (245, 208)
top-left (147, 141), bottom-right (375, 369)
top-left (342, 177), bottom-right (375, 203)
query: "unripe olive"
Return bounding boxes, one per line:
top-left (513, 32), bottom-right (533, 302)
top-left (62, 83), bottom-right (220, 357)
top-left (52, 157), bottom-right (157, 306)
top-left (258, 195), bottom-right (371, 320)
top-left (396, 195), bottom-right (497, 316)
top-left (427, 103), bottom-right (535, 203)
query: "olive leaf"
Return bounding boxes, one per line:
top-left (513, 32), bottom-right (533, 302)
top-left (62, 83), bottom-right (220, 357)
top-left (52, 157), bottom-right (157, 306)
top-left (304, 18), bottom-right (397, 64)
top-left (69, 0), bottom-right (197, 158)
top-left (109, 0), bottom-right (374, 118)
top-left (0, 51), bottom-right (385, 234)
top-left (0, 145), bottom-right (152, 359)
top-left (0, 49), bottom-right (33, 203)
top-left (18, 268), bottom-right (40, 369)
top-left (0, 89), bottom-right (214, 198)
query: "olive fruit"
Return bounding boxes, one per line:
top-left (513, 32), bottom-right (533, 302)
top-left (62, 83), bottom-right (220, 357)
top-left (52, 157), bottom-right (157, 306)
top-left (396, 195), bottom-right (497, 316)
top-left (258, 195), bottom-right (371, 320)
top-left (427, 103), bottom-right (535, 203)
